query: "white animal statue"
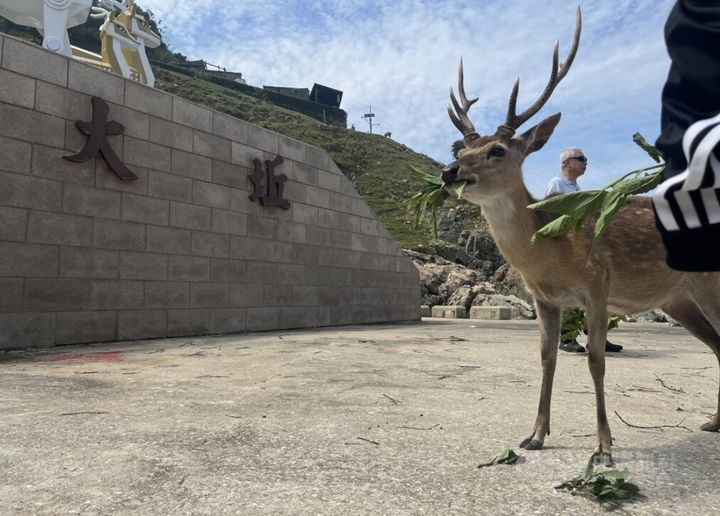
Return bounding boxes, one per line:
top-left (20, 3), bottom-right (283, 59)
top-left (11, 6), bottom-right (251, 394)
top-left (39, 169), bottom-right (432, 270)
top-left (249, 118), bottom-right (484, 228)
top-left (0, 0), bottom-right (94, 56)
top-left (0, 0), bottom-right (161, 86)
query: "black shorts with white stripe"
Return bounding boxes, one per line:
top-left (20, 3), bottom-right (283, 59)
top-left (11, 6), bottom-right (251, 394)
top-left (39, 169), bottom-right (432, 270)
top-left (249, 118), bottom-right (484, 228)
top-left (654, 0), bottom-right (720, 271)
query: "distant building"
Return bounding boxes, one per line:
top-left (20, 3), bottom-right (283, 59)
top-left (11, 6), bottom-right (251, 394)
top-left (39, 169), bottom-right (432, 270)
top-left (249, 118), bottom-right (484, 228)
top-left (162, 62), bottom-right (347, 127)
top-left (262, 86), bottom-right (310, 101)
top-left (183, 59), bottom-right (207, 72)
top-left (310, 83), bottom-right (343, 108)
top-left (180, 59), bottom-right (245, 84)
top-left (202, 69), bottom-right (245, 84)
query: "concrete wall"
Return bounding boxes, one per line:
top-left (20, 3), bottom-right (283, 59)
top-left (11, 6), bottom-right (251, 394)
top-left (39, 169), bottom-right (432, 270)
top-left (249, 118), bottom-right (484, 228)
top-left (0, 34), bottom-right (419, 350)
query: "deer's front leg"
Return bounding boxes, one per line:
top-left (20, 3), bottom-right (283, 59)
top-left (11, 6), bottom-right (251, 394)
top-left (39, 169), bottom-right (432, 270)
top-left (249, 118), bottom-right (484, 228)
top-left (520, 300), bottom-right (560, 450)
top-left (586, 299), bottom-right (613, 462)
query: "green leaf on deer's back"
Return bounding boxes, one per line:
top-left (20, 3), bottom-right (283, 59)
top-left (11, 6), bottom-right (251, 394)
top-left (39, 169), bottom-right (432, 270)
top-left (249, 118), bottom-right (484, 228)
top-left (632, 132), bottom-right (663, 163)
top-left (531, 214), bottom-right (578, 243)
top-left (528, 190), bottom-right (606, 216)
top-left (592, 192), bottom-right (627, 248)
top-left (573, 216), bottom-right (586, 232)
top-left (613, 170), bottom-right (664, 195)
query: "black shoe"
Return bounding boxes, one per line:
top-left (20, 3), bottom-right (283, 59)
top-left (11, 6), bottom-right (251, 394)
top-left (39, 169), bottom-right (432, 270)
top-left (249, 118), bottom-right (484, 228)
top-left (560, 340), bottom-right (586, 353)
top-left (605, 341), bottom-right (623, 352)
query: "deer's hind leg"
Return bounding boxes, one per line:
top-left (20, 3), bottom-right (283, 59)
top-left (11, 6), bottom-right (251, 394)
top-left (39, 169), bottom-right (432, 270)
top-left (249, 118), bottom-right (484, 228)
top-left (662, 297), bottom-right (720, 432)
top-left (520, 300), bottom-right (560, 450)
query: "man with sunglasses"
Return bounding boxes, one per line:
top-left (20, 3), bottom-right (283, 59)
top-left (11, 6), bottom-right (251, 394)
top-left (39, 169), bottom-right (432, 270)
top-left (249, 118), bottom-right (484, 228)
top-left (545, 148), bottom-right (587, 196)
top-left (545, 148), bottom-right (624, 353)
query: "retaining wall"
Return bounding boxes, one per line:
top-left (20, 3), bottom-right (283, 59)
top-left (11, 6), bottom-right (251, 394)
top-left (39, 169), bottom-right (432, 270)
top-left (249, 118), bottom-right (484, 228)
top-left (0, 34), bottom-right (419, 349)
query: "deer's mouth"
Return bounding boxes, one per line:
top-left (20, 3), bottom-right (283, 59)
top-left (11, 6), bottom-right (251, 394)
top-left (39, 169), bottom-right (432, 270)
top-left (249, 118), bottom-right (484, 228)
top-left (441, 164), bottom-right (462, 184)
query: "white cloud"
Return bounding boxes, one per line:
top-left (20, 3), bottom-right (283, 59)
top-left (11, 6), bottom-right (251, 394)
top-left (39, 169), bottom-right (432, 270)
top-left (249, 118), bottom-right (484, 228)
top-left (140, 0), bottom-right (676, 197)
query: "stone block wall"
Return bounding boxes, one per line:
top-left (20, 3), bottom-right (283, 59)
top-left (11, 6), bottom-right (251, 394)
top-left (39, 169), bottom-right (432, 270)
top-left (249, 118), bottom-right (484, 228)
top-left (0, 34), bottom-right (419, 349)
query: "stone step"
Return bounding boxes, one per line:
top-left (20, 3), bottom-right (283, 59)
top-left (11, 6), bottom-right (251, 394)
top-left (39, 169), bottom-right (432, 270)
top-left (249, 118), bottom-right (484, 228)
top-left (431, 305), bottom-right (466, 319)
top-left (470, 306), bottom-right (512, 320)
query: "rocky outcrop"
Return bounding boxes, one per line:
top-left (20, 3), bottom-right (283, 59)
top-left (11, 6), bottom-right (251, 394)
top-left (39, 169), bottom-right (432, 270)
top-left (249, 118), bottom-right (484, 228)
top-left (465, 231), bottom-right (505, 276)
top-left (407, 249), bottom-right (535, 320)
top-left (436, 208), bottom-right (472, 244)
top-left (433, 211), bottom-right (505, 277)
top-left (471, 293), bottom-right (535, 320)
top-left (493, 263), bottom-right (534, 304)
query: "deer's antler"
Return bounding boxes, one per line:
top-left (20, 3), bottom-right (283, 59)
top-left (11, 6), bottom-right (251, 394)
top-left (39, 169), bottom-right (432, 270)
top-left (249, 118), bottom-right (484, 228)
top-left (502, 6), bottom-right (582, 133)
top-left (447, 58), bottom-right (479, 139)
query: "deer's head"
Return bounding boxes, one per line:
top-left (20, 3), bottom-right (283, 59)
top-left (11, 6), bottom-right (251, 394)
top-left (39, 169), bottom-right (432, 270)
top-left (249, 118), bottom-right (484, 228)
top-left (442, 8), bottom-right (581, 204)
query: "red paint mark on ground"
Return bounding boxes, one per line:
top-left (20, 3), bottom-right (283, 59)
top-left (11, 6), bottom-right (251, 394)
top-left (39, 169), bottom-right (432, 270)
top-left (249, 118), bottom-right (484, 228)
top-left (50, 351), bottom-right (123, 362)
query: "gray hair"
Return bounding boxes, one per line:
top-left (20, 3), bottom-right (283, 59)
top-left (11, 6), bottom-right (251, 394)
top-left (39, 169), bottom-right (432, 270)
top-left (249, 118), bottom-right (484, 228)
top-left (560, 147), bottom-right (583, 164)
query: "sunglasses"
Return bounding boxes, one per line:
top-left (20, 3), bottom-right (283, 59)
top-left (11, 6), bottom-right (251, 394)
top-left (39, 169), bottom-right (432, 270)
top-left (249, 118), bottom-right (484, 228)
top-left (568, 155), bottom-right (588, 163)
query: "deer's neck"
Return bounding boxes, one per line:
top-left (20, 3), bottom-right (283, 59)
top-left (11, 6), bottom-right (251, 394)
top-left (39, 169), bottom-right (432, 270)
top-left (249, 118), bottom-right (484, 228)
top-left (481, 186), bottom-right (545, 269)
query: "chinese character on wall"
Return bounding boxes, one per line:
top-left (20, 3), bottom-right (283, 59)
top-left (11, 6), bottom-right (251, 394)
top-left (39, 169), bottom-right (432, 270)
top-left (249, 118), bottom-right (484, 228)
top-left (64, 97), bottom-right (137, 181)
top-left (249, 155), bottom-right (291, 210)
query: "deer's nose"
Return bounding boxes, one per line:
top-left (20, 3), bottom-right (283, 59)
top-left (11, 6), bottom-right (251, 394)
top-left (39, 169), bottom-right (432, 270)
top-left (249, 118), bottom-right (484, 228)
top-left (441, 164), bottom-right (459, 184)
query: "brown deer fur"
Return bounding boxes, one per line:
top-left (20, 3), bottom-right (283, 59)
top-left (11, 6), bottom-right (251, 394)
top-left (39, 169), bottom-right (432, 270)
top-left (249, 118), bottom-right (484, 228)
top-left (442, 9), bottom-right (720, 460)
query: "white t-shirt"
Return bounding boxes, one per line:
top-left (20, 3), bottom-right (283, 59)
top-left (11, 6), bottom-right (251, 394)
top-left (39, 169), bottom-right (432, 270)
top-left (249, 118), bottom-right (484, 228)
top-left (545, 175), bottom-right (580, 197)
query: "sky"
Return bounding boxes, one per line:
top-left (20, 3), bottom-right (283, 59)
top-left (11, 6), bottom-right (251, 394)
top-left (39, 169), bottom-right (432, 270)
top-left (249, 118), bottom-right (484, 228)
top-left (139, 0), bottom-right (676, 198)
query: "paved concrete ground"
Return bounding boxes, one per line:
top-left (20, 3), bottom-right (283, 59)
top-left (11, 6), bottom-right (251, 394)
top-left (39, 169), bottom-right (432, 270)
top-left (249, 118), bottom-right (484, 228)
top-left (1, 319), bottom-right (719, 515)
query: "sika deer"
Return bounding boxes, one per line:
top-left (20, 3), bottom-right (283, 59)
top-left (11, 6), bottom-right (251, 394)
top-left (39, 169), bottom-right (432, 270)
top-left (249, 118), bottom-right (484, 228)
top-left (441, 7), bottom-right (720, 460)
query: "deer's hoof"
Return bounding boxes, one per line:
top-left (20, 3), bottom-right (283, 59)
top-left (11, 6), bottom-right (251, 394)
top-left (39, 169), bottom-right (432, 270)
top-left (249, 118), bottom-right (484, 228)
top-left (700, 421), bottom-right (720, 432)
top-left (519, 438), bottom-right (544, 450)
top-left (592, 451), bottom-right (614, 467)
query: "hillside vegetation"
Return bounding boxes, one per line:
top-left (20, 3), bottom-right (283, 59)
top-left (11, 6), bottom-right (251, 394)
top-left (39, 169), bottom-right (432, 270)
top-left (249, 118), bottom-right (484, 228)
top-left (153, 68), bottom-right (483, 248)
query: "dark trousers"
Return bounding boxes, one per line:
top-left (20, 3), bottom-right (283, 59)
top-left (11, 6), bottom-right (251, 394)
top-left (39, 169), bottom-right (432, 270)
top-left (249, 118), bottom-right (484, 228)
top-left (653, 1), bottom-right (720, 271)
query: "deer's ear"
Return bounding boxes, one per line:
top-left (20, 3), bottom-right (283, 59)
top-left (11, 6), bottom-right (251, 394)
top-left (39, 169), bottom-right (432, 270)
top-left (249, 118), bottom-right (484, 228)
top-left (517, 113), bottom-right (562, 155)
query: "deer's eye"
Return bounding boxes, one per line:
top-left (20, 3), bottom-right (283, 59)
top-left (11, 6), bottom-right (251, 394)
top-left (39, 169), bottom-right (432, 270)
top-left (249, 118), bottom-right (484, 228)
top-left (489, 146), bottom-right (506, 158)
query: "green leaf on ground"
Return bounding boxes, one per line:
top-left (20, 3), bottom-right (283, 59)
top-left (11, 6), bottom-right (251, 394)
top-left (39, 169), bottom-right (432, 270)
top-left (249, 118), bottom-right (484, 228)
top-left (555, 452), bottom-right (641, 504)
top-left (478, 448), bottom-right (520, 468)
